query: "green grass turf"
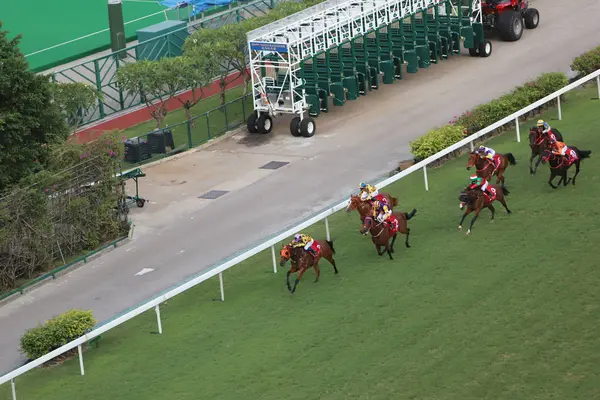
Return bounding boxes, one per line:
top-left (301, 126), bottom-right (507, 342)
top-left (120, 86), bottom-right (251, 167)
top-left (3, 86), bottom-right (600, 399)
top-left (3, 0), bottom-right (167, 71)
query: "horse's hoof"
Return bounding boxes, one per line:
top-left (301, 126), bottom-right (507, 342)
top-left (406, 244), bottom-right (411, 248)
top-left (490, 220), bottom-right (494, 223)
top-left (466, 230), bottom-right (471, 235)
top-left (458, 225), bottom-right (462, 230)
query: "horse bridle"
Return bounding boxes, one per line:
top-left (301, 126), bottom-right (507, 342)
top-left (363, 216), bottom-right (385, 237)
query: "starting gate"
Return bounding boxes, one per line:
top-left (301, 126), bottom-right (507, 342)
top-left (246, 0), bottom-right (488, 137)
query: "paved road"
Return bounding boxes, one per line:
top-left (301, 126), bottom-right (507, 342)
top-left (2, 0), bottom-right (599, 375)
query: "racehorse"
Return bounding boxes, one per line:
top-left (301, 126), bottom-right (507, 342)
top-left (346, 195), bottom-right (416, 224)
top-left (280, 240), bottom-right (338, 294)
top-left (359, 208), bottom-right (417, 260)
top-left (540, 147), bottom-right (592, 189)
top-left (529, 126), bottom-right (564, 175)
top-left (458, 185), bottom-right (511, 235)
top-left (346, 192), bottom-right (398, 218)
top-left (466, 151), bottom-right (516, 187)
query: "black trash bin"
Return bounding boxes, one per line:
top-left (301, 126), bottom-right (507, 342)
top-left (147, 129), bottom-right (175, 154)
top-left (124, 138), bottom-right (152, 163)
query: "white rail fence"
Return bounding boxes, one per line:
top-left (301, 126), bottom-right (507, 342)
top-left (2, 69), bottom-right (599, 398)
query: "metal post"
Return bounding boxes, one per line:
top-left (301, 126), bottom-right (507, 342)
top-left (324, 217), bottom-right (331, 241)
top-left (557, 96), bottom-right (562, 120)
top-left (596, 75), bottom-right (600, 100)
top-left (77, 344), bottom-right (85, 376)
top-left (154, 304), bottom-right (163, 334)
top-left (11, 378), bottom-right (16, 400)
top-left (469, 141), bottom-right (474, 151)
top-left (515, 117), bottom-right (521, 143)
top-left (423, 166), bottom-right (429, 191)
top-left (271, 245), bottom-right (277, 273)
top-left (218, 272), bottom-right (224, 301)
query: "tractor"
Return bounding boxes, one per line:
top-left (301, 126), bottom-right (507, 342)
top-left (481, 0), bottom-right (539, 42)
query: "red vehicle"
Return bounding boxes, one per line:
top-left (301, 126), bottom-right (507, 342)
top-left (481, 0), bottom-right (539, 42)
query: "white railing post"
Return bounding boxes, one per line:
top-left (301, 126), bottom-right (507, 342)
top-left (270, 245), bottom-right (277, 273)
top-left (154, 304), bottom-right (163, 334)
top-left (77, 344), bottom-right (85, 376)
top-left (557, 95), bottom-right (562, 120)
top-left (423, 166), bottom-right (429, 191)
top-left (597, 75), bottom-right (600, 100)
top-left (324, 217), bottom-right (331, 241)
top-left (515, 117), bottom-right (520, 143)
top-left (469, 141), bottom-right (474, 151)
top-left (218, 272), bottom-right (225, 301)
top-left (11, 378), bottom-right (16, 400)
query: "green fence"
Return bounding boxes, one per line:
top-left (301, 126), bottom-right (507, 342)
top-left (122, 94), bottom-right (253, 167)
top-left (50, 0), bottom-right (277, 129)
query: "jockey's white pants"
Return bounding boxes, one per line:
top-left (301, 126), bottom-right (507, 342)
top-left (481, 182), bottom-right (489, 191)
top-left (360, 189), bottom-right (378, 201)
top-left (304, 240), bottom-right (314, 250)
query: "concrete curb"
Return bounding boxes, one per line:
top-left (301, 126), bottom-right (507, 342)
top-left (0, 238), bottom-right (132, 308)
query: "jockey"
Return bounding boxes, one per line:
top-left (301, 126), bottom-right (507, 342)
top-left (359, 182), bottom-right (379, 202)
top-left (537, 119), bottom-right (551, 134)
top-left (468, 174), bottom-right (494, 200)
top-left (290, 233), bottom-right (318, 257)
top-left (477, 145), bottom-right (498, 172)
top-left (548, 138), bottom-right (570, 161)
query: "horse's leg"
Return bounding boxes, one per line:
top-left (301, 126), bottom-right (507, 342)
top-left (390, 233), bottom-right (397, 252)
top-left (404, 228), bottom-right (411, 248)
top-left (548, 170), bottom-right (558, 189)
top-left (313, 262), bottom-right (321, 283)
top-left (459, 208), bottom-right (472, 230)
top-left (529, 150), bottom-right (537, 175)
top-left (291, 267), bottom-right (308, 294)
top-left (534, 154), bottom-right (543, 174)
top-left (563, 169), bottom-right (571, 186)
top-left (286, 266), bottom-right (298, 292)
top-left (327, 256), bottom-right (339, 274)
top-left (498, 196), bottom-right (511, 214)
top-left (385, 238), bottom-right (394, 260)
top-left (488, 204), bottom-right (496, 222)
top-left (467, 209), bottom-right (481, 235)
top-left (572, 161), bottom-right (581, 185)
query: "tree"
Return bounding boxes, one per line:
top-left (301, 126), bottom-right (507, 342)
top-left (50, 82), bottom-right (100, 133)
top-left (185, 29), bottom-right (239, 106)
top-left (116, 60), bottom-right (171, 129)
top-left (0, 22), bottom-right (69, 191)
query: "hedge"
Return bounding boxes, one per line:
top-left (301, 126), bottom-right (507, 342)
top-left (20, 309), bottom-right (96, 361)
top-left (571, 45), bottom-right (600, 77)
top-left (410, 72), bottom-right (568, 160)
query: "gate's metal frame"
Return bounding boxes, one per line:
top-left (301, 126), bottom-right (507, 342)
top-left (247, 0), bottom-right (482, 121)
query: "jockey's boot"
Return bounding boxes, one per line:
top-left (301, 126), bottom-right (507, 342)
top-left (485, 189), bottom-right (494, 200)
top-left (307, 248), bottom-right (317, 258)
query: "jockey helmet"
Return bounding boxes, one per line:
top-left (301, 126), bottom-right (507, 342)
top-left (293, 234), bottom-right (302, 242)
top-left (537, 119), bottom-right (544, 127)
top-left (359, 182), bottom-right (366, 189)
top-left (469, 174), bottom-right (478, 181)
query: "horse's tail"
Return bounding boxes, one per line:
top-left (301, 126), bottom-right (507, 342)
top-left (579, 150), bottom-right (592, 159)
top-left (506, 152), bottom-right (517, 165)
top-left (325, 240), bottom-right (335, 254)
top-left (404, 208), bottom-right (417, 221)
top-left (390, 197), bottom-right (398, 207)
top-left (501, 186), bottom-right (510, 196)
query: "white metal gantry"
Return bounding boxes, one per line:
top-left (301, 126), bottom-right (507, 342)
top-left (246, 0), bottom-right (482, 120)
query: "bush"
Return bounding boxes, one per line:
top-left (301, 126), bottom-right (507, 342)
top-left (571, 45), bottom-right (600, 77)
top-left (410, 125), bottom-right (466, 161)
top-left (20, 309), bottom-right (96, 360)
top-left (410, 71), bottom-right (569, 160)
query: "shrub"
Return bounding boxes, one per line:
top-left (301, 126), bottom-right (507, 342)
top-left (410, 125), bottom-right (466, 160)
top-left (20, 309), bottom-right (96, 360)
top-left (571, 45), bottom-right (600, 77)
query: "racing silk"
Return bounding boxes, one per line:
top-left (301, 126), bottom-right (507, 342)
top-left (291, 234), bottom-right (313, 249)
top-left (551, 141), bottom-right (568, 156)
top-left (360, 184), bottom-right (378, 201)
top-left (373, 200), bottom-right (392, 222)
top-left (479, 146), bottom-right (495, 160)
top-left (542, 122), bottom-right (551, 134)
top-left (468, 175), bottom-right (489, 192)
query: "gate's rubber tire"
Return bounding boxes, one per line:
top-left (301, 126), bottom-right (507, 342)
top-left (468, 47), bottom-right (479, 57)
top-left (256, 114), bottom-right (273, 134)
top-left (524, 8), bottom-right (539, 29)
top-left (300, 117), bottom-right (316, 138)
top-left (247, 113), bottom-right (258, 133)
top-left (290, 117), bottom-right (302, 137)
top-left (497, 10), bottom-right (523, 41)
top-left (479, 40), bottom-right (492, 58)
